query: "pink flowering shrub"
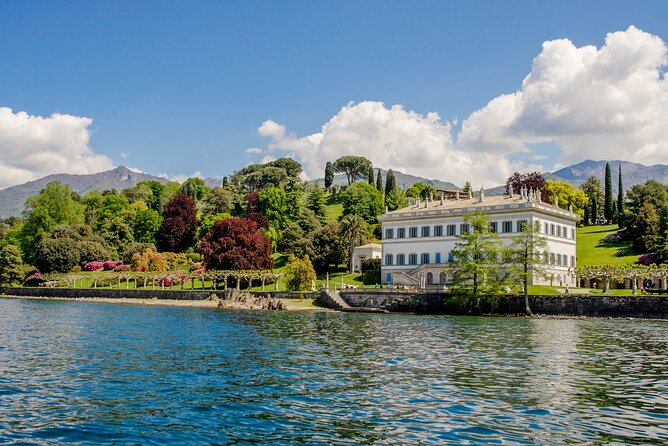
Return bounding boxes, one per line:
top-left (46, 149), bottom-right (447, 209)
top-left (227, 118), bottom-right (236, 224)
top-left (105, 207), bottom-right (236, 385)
top-left (157, 277), bottom-right (173, 287)
top-left (103, 260), bottom-right (123, 271)
top-left (23, 271), bottom-right (44, 287)
top-left (84, 261), bottom-right (105, 271)
top-left (113, 264), bottom-right (131, 272)
top-left (637, 253), bottom-right (657, 266)
top-left (603, 232), bottom-right (622, 243)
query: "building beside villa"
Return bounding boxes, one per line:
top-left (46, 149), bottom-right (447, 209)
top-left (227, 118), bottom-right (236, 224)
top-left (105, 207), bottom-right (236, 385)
top-left (378, 188), bottom-right (580, 287)
top-left (352, 243), bottom-right (382, 272)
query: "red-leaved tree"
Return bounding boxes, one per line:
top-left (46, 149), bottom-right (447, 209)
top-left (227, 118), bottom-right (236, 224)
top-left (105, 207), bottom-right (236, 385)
top-left (505, 171), bottom-right (551, 202)
top-left (198, 217), bottom-right (274, 270)
top-left (156, 194), bottom-right (197, 252)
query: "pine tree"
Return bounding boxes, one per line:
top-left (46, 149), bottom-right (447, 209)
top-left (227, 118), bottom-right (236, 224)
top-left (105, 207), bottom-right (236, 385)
top-left (604, 162), bottom-right (613, 221)
top-left (385, 169), bottom-right (397, 196)
top-left (617, 164), bottom-right (624, 228)
top-left (367, 165), bottom-right (374, 185)
top-left (324, 162), bottom-right (334, 189)
top-left (375, 169), bottom-right (383, 193)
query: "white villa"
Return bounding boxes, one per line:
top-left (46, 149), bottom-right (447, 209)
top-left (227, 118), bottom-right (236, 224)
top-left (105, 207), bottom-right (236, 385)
top-left (378, 188), bottom-right (580, 287)
top-left (352, 243), bottom-right (382, 272)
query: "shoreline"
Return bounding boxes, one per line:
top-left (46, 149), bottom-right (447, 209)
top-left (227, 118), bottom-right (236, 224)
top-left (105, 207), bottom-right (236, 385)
top-left (0, 295), bottom-right (330, 312)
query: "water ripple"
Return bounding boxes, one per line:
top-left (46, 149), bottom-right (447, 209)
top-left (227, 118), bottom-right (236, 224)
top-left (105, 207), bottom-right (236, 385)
top-left (0, 300), bottom-right (667, 444)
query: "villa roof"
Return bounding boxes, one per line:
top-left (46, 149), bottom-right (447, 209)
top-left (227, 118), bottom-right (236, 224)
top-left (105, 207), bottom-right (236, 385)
top-left (354, 243), bottom-right (382, 249)
top-left (380, 193), bottom-right (580, 222)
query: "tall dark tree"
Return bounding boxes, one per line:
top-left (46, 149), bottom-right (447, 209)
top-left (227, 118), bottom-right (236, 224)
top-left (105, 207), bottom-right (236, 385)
top-left (324, 161), bottom-right (334, 189)
top-left (617, 164), bottom-right (624, 228)
top-left (376, 169), bottom-right (383, 193)
top-left (591, 195), bottom-right (598, 224)
top-left (384, 169), bottom-right (397, 196)
top-left (222, 176), bottom-right (229, 188)
top-left (604, 162), bottom-right (613, 221)
top-left (198, 217), bottom-right (274, 270)
top-left (156, 194), bottom-right (197, 252)
top-left (367, 165), bottom-right (374, 185)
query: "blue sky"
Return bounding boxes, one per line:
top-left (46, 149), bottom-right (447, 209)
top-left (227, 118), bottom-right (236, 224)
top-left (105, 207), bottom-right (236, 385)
top-left (1, 0), bottom-right (667, 187)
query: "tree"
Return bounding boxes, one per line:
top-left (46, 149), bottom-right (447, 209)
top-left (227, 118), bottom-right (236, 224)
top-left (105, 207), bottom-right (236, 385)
top-left (508, 221), bottom-right (549, 315)
top-left (324, 162), bottom-right (334, 189)
top-left (306, 188), bottom-right (326, 223)
top-left (259, 187), bottom-right (290, 230)
top-left (35, 237), bottom-right (80, 273)
top-left (580, 175), bottom-right (604, 224)
top-left (333, 156), bottom-right (372, 185)
top-left (604, 163), bottom-right (613, 221)
top-left (385, 187), bottom-right (407, 212)
top-left (198, 212), bottom-right (230, 240)
top-left (231, 158), bottom-right (302, 191)
top-left (133, 209), bottom-right (163, 244)
top-left (405, 183), bottom-right (436, 200)
top-left (505, 172), bottom-right (548, 199)
top-left (385, 169), bottom-right (397, 196)
top-left (462, 181), bottom-right (473, 197)
top-left (284, 255), bottom-right (317, 291)
top-left (179, 177), bottom-right (209, 202)
top-left (311, 221), bottom-right (347, 271)
top-left (450, 212), bottom-right (507, 311)
top-left (338, 182), bottom-right (384, 223)
top-left (156, 194), bottom-right (197, 252)
top-left (19, 182), bottom-right (85, 264)
top-left (198, 217), bottom-right (274, 270)
top-left (376, 169), bottom-right (383, 193)
top-left (367, 164), bottom-right (375, 185)
top-left (98, 216), bottom-right (134, 257)
top-left (277, 222), bottom-right (314, 259)
top-left (544, 180), bottom-right (587, 218)
top-left (340, 214), bottom-right (367, 273)
top-left (617, 164), bottom-right (624, 228)
top-left (203, 187), bottom-right (234, 216)
top-left (0, 244), bottom-right (24, 286)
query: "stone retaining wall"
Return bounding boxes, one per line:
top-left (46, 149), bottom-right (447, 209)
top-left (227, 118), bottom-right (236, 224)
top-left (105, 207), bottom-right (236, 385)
top-left (340, 290), bottom-right (668, 318)
top-left (0, 287), bottom-right (314, 301)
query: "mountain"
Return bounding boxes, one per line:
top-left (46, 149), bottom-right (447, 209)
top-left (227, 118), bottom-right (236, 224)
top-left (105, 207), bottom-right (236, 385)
top-left (0, 166), bottom-right (169, 218)
top-left (311, 168), bottom-right (459, 191)
top-left (552, 160), bottom-right (668, 192)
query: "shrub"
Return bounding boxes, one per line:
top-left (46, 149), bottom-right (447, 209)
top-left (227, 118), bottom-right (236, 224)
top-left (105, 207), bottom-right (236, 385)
top-left (23, 271), bottom-right (45, 287)
top-left (284, 255), bottom-right (316, 291)
top-left (637, 253), bottom-right (657, 266)
top-left (35, 238), bottom-right (80, 273)
top-left (603, 232), bottom-right (622, 243)
top-left (78, 240), bottom-right (111, 265)
top-left (362, 270), bottom-right (381, 285)
top-left (113, 264), bottom-right (131, 272)
top-left (84, 261), bottom-right (105, 271)
top-left (361, 258), bottom-right (381, 273)
top-left (121, 242), bottom-right (156, 264)
top-left (103, 260), bottom-right (123, 271)
top-left (157, 277), bottom-right (173, 287)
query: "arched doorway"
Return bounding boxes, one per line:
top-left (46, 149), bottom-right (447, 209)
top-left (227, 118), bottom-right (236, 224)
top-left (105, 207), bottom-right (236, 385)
top-left (426, 272), bottom-right (433, 285)
top-left (440, 272), bottom-right (447, 284)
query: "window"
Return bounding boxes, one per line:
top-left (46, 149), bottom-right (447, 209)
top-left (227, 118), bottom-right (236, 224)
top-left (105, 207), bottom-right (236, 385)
top-left (448, 251), bottom-right (455, 262)
top-left (563, 226), bottom-right (568, 238)
top-left (550, 253), bottom-right (555, 265)
top-left (384, 228), bottom-right (394, 239)
top-left (556, 226), bottom-right (561, 237)
top-left (385, 254), bottom-right (393, 266)
top-left (490, 222), bottom-right (498, 233)
top-left (409, 253), bottom-right (418, 265)
top-left (435, 252), bottom-right (441, 263)
top-left (447, 224), bottom-right (456, 236)
top-left (502, 221), bottom-right (513, 233)
top-left (409, 227), bottom-right (418, 238)
top-left (557, 254), bottom-right (562, 266)
top-left (386, 273), bottom-right (392, 284)
top-left (397, 254), bottom-right (405, 265)
top-left (570, 256), bottom-right (576, 267)
top-left (571, 228), bottom-right (575, 239)
top-left (421, 253), bottom-right (430, 264)
top-left (460, 223), bottom-right (470, 234)
top-left (398, 228), bottom-right (406, 239)
top-left (544, 222), bottom-right (548, 234)
top-left (434, 225), bottom-right (443, 236)
top-left (517, 220), bottom-right (528, 232)
top-left (421, 226), bottom-right (430, 237)
top-left (550, 224), bottom-right (555, 236)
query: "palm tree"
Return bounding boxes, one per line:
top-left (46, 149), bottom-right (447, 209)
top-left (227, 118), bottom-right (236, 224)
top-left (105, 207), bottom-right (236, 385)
top-left (340, 214), bottom-right (367, 274)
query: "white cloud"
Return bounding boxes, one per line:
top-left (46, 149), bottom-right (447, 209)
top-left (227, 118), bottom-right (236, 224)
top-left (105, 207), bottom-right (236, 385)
top-left (253, 101), bottom-right (513, 187)
top-left (458, 25), bottom-right (668, 167)
top-left (251, 26), bottom-right (668, 187)
top-left (120, 152), bottom-right (129, 159)
top-left (0, 107), bottom-right (113, 189)
top-left (169, 171), bottom-right (204, 184)
top-left (245, 147), bottom-right (263, 154)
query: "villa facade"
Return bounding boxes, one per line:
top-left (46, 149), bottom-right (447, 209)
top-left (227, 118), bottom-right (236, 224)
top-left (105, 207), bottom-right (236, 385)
top-left (378, 189), bottom-right (580, 287)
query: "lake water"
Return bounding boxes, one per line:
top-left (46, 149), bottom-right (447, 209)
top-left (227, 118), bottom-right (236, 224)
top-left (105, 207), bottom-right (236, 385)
top-left (1, 299), bottom-right (667, 445)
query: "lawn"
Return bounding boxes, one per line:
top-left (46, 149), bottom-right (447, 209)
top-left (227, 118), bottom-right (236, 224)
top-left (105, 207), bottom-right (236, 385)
top-left (576, 224), bottom-right (638, 266)
top-left (324, 192), bottom-right (343, 221)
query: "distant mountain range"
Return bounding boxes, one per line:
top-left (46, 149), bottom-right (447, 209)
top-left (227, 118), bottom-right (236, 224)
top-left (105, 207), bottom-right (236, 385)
top-left (0, 160), bottom-right (666, 217)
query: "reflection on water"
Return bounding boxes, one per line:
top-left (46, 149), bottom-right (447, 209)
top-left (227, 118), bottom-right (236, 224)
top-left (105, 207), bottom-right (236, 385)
top-left (0, 299), bottom-right (667, 445)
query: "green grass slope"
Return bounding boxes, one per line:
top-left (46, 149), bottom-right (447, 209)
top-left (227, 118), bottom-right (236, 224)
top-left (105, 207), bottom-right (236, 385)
top-left (576, 224), bottom-right (638, 266)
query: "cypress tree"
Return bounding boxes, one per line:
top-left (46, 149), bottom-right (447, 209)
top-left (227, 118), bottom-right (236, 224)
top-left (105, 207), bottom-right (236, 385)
top-left (617, 164), bottom-right (624, 227)
top-left (604, 162), bottom-right (613, 221)
top-left (376, 169), bottom-right (383, 193)
top-left (385, 169), bottom-right (397, 196)
top-left (584, 203), bottom-right (590, 226)
top-left (222, 176), bottom-right (229, 188)
top-left (324, 162), bottom-right (334, 189)
top-left (367, 165), bottom-right (374, 185)
top-left (591, 196), bottom-right (598, 225)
